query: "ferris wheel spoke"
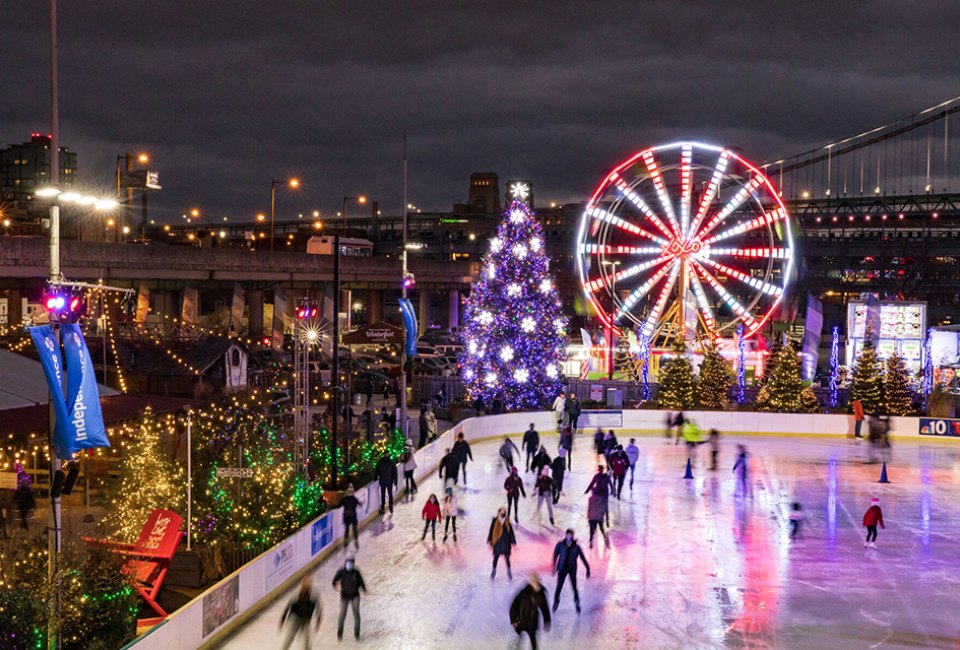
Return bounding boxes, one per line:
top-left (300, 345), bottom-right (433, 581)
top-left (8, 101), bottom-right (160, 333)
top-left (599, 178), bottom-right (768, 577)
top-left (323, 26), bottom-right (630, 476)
top-left (687, 270), bottom-right (717, 334)
top-left (691, 261), bottom-right (760, 332)
top-left (701, 206), bottom-right (787, 245)
top-left (639, 260), bottom-right (681, 339)
top-left (700, 258), bottom-right (785, 298)
top-left (704, 246), bottom-right (791, 261)
top-left (610, 175), bottom-right (676, 241)
top-left (615, 257), bottom-right (677, 322)
top-left (694, 174), bottom-right (765, 241)
top-left (586, 255), bottom-right (673, 293)
top-left (679, 144), bottom-right (692, 236)
top-left (585, 206), bottom-right (667, 244)
top-left (639, 150), bottom-right (682, 238)
top-left (578, 243), bottom-right (664, 256)
top-left (686, 150), bottom-right (730, 239)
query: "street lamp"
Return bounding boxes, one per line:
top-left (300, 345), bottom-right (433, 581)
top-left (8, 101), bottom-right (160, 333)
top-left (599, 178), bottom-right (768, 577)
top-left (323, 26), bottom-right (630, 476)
top-left (341, 195), bottom-right (366, 232)
top-left (115, 152), bottom-right (148, 243)
top-left (602, 260), bottom-right (621, 381)
top-left (270, 177), bottom-right (300, 251)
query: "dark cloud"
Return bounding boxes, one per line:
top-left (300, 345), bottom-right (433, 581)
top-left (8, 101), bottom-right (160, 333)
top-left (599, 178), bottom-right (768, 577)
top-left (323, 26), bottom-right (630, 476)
top-left (1, 1), bottom-right (958, 221)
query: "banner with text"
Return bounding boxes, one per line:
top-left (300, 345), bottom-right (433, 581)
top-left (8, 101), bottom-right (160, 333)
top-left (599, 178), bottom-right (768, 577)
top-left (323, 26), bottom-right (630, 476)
top-left (61, 324), bottom-right (109, 452)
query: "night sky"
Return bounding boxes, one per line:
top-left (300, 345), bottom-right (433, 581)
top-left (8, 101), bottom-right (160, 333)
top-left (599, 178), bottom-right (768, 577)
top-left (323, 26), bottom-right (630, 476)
top-left (2, 1), bottom-right (958, 224)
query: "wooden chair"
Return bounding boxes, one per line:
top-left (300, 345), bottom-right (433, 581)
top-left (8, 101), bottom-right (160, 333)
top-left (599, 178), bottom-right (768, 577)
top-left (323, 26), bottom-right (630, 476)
top-left (83, 508), bottom-right (183, 624)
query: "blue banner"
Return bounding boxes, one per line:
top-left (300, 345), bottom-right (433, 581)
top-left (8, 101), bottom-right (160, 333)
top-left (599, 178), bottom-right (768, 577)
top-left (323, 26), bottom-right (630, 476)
top-left (399, 298), bottom-right (418, 358)
top-left (28, 326), bottom-right (74, 459)
top-left (61, 324), bottom-right (109, 452)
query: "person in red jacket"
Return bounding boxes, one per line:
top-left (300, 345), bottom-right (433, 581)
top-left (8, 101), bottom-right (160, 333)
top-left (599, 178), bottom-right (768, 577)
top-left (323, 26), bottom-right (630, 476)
top-left (421, 494), bottom-right (442, 541)
top-left (862, 497), bottom-right (885, 548)
top-left (608, 446), bottom-right (629, 500)
top-left (504, 467), bottom-right (526, 523)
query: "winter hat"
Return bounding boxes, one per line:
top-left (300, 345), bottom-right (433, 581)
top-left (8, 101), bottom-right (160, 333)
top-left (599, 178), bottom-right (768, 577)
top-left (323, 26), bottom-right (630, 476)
top-left (445, 486), bottom-right (453, 496)
top-left (406, 439), bottom-right (413, 446)
top-left (871, 497), bottom-right (879, 504)
top-left (558, 447), bottom-right (567, 458)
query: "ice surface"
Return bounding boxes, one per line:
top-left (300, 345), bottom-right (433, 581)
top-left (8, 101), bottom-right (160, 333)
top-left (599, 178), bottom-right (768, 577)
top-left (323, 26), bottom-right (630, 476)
top-left (217, 433), bottom-right (960, 649)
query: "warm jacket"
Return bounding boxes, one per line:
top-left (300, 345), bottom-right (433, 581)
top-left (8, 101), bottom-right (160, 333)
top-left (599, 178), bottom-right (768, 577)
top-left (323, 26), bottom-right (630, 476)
top-left (522, 428), bottom-right (540, 453)
top-left (504, 474), bottom-right (526, 498)
top-left (587, 493), bottom-right (606, 522)
top-left (609, 454), bottom-right (629, 478)
top-left (603, 433), bottom-right (618, 454)
top-left (560, 429), bottom-right (573, 451)
top-left (565, 398), bottom-right (581, 416)
top-left (442, 494), bottom-right (459, 518)
top-left (375, 457), bottom-right (398, 487)
top-left (585, 472), bottom-right (612, 498)
top-left (500, 439), bottom-right (519, 461)
top-left (401, 448), bottom-right (417, 472)
top-left (439, 452), bottom-right (460, 480)
top-left (550, 455), bottom-right (566, 479)
top-left (681, 421), bottom-right (701, 443)
top-left (625, 443), bottom-right (640, 465)
top-left (853, 400), bottom-right (864, 421)
top-left (332, 568), bottom-right (367, 599)
top-left (552, 540), bottom-right (590, 575)
top-left (593, 431), bottom-right (605, 452)
top-left (552, 396), bottom-right (566, 417)
top-left (534, 474), bottom-right (554, 496)
top-left (863, 505), bottom-right (885, 528)
top-left (422, 499), bottom-right (442, 521)
top-left (488, 517), bottom-right (517, 555)
top-left (531, 449), bottom-right (552, 475)
top-left (340, 495), bottom-right (361, 520)
top-left (453, 439), bottom-right (473, 462)
top-left (509, 584), bottom-right (551, 634)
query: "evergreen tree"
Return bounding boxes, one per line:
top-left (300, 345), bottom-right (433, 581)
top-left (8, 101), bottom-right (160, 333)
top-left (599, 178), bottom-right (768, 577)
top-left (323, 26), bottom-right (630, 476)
top-left (800, 386), bottom-right (820, 413)
top-left (850, 336), bottom-right (883, 414)
top-left (460, 198), bottom-right (566, 410)
top-left (103, 407), bottom-right (185, 542)
top-left (762, 345), bottom-right (805, 412)
top-left (883, 353), bottom-right (914, 415)
top-left (658, 344), bottom-right (697, 409)
top-left (697, 345), bottom-right (732, 410)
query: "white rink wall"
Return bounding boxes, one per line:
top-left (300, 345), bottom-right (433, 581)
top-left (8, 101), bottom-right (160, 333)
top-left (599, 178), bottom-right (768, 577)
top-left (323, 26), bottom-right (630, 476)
top-left (125, 409), bottom-right (944, 649)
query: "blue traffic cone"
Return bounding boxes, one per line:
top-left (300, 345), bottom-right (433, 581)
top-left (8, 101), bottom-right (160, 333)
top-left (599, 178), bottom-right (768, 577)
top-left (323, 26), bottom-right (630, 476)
top-left (878, 462), bottom-right (890, 484)
top-left (683, 458), bottom-right (694, 479)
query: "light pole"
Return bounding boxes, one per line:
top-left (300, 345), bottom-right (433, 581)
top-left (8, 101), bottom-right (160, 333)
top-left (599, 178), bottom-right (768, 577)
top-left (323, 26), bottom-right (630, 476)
top-left (115, 152), bottom-right (148, 243)
top-left (341, 195), bottom-right (366, 232)
top-left (270, 177), bottom-right (299, 251)
top-left (602, 260), bottom-right (621, 381)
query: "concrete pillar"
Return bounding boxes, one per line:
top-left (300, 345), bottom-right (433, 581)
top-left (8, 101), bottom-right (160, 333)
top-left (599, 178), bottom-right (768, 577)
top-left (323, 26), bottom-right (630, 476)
top-left (418, 289), bottom-right (429, 335)
top-left (367, 289), bottom-right (382, 324)
top-left (181, 286), bottom-right (199, 325)
top-left (448, 289), bottom-right (460, 330)
top-left (248, 290), bottom-right (264, 341)
top-left (6, 290), bottom-right (23, 327)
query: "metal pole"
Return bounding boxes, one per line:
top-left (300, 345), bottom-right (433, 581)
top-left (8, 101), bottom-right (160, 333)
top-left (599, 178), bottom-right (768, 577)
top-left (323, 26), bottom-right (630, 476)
top-left (331, 234), bottom-right (340, 487)
top-left (608, 282), bottom-right (615, 381)
top-left (400, 132), bottom-right (408, 441)
top-left (186, 410), bottom-right (192, 551)
top-left (270, 181), bottom-right (276, 252)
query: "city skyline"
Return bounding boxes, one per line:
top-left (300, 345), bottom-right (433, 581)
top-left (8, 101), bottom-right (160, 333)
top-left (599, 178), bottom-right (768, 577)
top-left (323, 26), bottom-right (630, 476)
top-left (2, 1), bottom-right (958, 223)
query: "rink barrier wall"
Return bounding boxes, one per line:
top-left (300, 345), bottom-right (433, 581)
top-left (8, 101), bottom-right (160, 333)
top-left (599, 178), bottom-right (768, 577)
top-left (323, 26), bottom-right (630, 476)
top-left (125, 409), bottom-right (948, 649)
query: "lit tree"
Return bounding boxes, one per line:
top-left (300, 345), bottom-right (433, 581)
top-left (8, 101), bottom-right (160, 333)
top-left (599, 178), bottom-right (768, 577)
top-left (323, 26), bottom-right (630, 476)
top-left (658, 342), bottom-right (697, 409)
top-left (697, 345), bottom-right (732, 410)
top-left (460, 198), bottom-right (566, 410)
top-left (883, 353), bottom-right (914, 415)
top-left (850, 335), bottom-right (883, 414)
top-left (103, 407), bottom-right (185, 542)
top-left (800, 386), bottom-right (821, 413)
top-left (761, 344), bottom-right (805, 412)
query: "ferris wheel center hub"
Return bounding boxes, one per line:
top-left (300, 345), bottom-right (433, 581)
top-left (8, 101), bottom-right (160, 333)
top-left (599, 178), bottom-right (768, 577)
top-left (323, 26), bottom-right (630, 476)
top-left (665, 238), bottom-right (703, 256)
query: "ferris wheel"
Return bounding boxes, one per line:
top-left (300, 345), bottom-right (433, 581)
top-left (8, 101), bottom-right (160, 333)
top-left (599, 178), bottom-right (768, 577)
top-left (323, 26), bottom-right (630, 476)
top-left (576, 142), bottom-right (794, 347)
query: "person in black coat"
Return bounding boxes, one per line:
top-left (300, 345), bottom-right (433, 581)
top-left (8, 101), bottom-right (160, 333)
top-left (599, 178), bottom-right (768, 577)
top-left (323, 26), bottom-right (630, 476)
top-left (522, 423), bottom-right (540, 472)
top-left (418, 410), bottom-right (429, 448)
top-left (279, 576), bottom-right (322, 649)
top-left (488, 507), bottom-right (517, 580)
top-left (564, 394), bottom-right (582, 432)
top-left (530, 445), bottom-right (552, 476)
top-left (439, 448), bottom-right (460, 486)
top-left (340, 485), bottom-right (362, 550)
top-left (332, 557), bottom-right (367, 641)
top-left (374, 453), bottom-right (397, 514)
top-left (552, 529), bottom-right (590, 613)
top-left (550, 454), bottom-right (566, 504)
top-left (452, 432), bottom-right (474, 483)
top-left (491, 397), bottom-right (504, 415)
top-left (509, 574), bottom-right (551, 650)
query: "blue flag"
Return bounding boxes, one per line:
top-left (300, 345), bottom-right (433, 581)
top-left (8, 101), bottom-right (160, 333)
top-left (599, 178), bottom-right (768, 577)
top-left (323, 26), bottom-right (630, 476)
top-left (61, 324), bottom-right (109, 452)
top-left (29, 325), bottom-right (74, 459)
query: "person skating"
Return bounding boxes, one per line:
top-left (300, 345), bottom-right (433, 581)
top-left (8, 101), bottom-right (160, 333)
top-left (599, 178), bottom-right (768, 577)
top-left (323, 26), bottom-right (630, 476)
top-left (609, 446), bottom-right (629, 500)
top-left (673, 411), bottom-right (686, 444)
top-left (364, 377), bottom-right (374, 406)
top-left (340, 485), bottom-right (362, 550)
top-left (732, 445), bottom-right (749, 497)
top-left (664, 411), bottom-right (675, 442)
top-left (509, 573), bottom-right (551, 650)
top-left (375, 452), bottom-right (398, 514)
top-left (522, 423), bottom-right (540, 472)
top-left (400, 440), bottom-right (418, 495)
top-left (586, 492), bottom-right (609, 549)
top-left (332, 556), bottom-right (367, 641)
top-left (559, 426), bottom-right (573, 470)
top-left (425, 408), bottom-right (438, 442)
top-left (681, 419), bottom-right (702, 461)
top-left (708, 429), bottom-right (720, 471)
top-left (279, 576), bottom-right (322, 650)
top-left (421, 493), bottom-right (442, 541)
top-left (530, 444), bottom-right (552, 476)
top-left (853, 398), bottom-right (865, 438)
top-left (439, 447), bottom-right (460, 488)
top-left (552, 392), bottom-right (567, 431)
top-left (492, 397), bottom-right (504, 415)
top-left (625, 438), bottom-right (640, 489)
top-left (565, 393), bottom-right (581, 433)
top-left (442, 486), bottom-right (459, 542)
top-left (863, 497), bottom-right (885, 548)
top-left (452, 432), bottom-right (474, 483)
top-left (533, 467), bottom-right (555, 525)
top-left (602, 430), bottom-right (618, 464)
top-left (550, 452), bottom-right (566, 505)
top-left (418, 409), bottom-right (429, 448)
top-left (789, 502), bottom-right (804, 540)
top-left (500, 436), bottom-right (520, 471)
top-left (504, 467), bottom-right (527, 523)
top-left (593, 428), bottom-right (605, 459)
top-left (585, 465), bottom-right (613, 529)
top-left (551, 529), bottom-right (590, 613)
top-left (488, 507), bottom-right (517, 580)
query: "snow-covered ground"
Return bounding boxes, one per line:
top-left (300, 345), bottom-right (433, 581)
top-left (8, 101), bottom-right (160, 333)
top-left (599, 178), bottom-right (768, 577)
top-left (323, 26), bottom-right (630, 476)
top-left (217, 432), bottom-right (960, 649)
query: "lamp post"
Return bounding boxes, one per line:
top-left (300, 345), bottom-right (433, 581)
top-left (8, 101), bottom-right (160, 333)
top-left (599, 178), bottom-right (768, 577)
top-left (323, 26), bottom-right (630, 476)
top-left (341, 195), bottom-right (367, 233)
top-left (270, 177), bottom-right (299, 251)
top-left (115, 152), bottom-right (148, 243)
top-left (602, 260), bottom-right (621, 381)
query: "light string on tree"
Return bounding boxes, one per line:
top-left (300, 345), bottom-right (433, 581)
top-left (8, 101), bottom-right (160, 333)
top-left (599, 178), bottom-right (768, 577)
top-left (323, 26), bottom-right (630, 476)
top-left (736, 322), bottom-right (746, 404)
top-left (638, 331), bottom-right (651, 401)
top-left (829, 325), bottom-right (839, 407)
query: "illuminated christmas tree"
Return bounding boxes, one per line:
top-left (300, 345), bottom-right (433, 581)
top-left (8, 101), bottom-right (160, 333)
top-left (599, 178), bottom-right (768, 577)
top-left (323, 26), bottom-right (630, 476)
top-left (697, 345), bottom-right (732, 410)
top-left (761, 344), bottom-right (805, 412)
top-left (850, 335), bottom-right (883, 414)
top-left (460, 198), bottom-right (566, 410)
top-left (800, 386), bottom-right (820, 413)
top-left (658, 342), bottom-right (697, 409)
top-left (883, 353), bottom-right (914, 415)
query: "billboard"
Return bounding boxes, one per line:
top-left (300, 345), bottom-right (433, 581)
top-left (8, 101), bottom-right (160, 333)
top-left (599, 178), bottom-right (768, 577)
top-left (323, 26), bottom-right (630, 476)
top-left (846, 302), bottom-right (926, 375)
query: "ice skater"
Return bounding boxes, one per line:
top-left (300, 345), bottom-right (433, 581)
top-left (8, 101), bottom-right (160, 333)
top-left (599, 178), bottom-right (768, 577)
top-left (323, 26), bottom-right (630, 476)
top-left (664, 411), bottom-right (676, 442)
top-left (332, 556), bottom-right (367, 641)
top-left (852, 398), bottom-right (864, 438)
top-left (530, 444), bottom-right (552, 476)
top-left (488, 507), bottom-right (517, 580)
top-left (586, 492), bottom-right (609, 548)
top-left (533, 467), bottom-right (555, 525)
top-left (585, 465), bottom-right (613, 533)
top-left (279, 576), bottom-right (322, 650)
top-left (400, 440), bottom-right (418, 495)
top-left (862, 497), bottom-right (885, 548)
top-left (732, 445), bottom-right (749, 497)
top-left (559, 426), bottom-right (573, 470)
top-left (681, 418), bottom-right (702, 462)
top-left (523, 423), bottom-right (540, 472)
top-left (708, 429), bottom-right (720, 471)
top-left (553, 391), bottom-right (567, 431)
top-left (504, 466), bottom-right (527, 523)
top-left (609, 445), bottom-right (628, 500)
top-left (673, 411), bottom-right (686, 444)
top-left (552, 529), bottom-right (590, 613)
top-left (421, 493), bottom-right (442, 541)
top-left (442, 486), bottom-right (459, 542)
top-left (602, 430), bottom-right (618, 464)
top-left (550, 451), bottom-right (566, 504)
top-left (452, 432), bottom-right (474, 483)
top-left (625, 438), bottom-right (640, 489)
top-left (509, 573), bottom-right (551, 650)
top-left (340, 485), bottom-right (362, 550)
top-left (565, 393), bottom-right (581, 433)
top-left (500, 436), bottom-right (520, 471)
top-left (593, 428), bottom-right (605, 459)
top-left (439, 447), bottom-right (460, 488)
top-left (789, 502), bottom-right (803, 539)
top-left (375, 452), bottom-right (397, 515)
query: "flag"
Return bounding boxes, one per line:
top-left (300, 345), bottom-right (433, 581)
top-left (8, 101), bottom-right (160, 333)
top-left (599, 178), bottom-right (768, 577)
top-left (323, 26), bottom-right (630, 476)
top-left (801, 294), bottom-right (823, 382)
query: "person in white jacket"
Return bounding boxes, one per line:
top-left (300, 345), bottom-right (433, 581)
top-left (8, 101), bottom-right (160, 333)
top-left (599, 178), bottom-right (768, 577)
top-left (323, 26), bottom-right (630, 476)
top-left (625, 438), bottom-right (640, 489)
top-left (401, 440), bottom-right (418, 494)
top-left (442, 486), bottom-right (459, 542)
top-left (552, 393), bottom-right (566, 432)
top-left (425, 409), bottom-right (438, 441)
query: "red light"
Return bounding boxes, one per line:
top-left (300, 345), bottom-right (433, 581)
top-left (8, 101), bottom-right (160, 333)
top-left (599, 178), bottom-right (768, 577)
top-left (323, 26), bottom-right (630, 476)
top-left (69, 297), bottom-right (81, 312)
top-left (262, 337), bottom-right (271, 346)
top-left (310, 307), bottom-right (318, 318)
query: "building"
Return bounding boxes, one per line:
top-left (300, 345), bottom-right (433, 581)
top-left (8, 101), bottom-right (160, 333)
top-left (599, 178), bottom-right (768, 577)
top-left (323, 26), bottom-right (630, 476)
top-left (0, 133), bottom-right (78, 216)
top-left (455, 172), bottom-right (500, 215)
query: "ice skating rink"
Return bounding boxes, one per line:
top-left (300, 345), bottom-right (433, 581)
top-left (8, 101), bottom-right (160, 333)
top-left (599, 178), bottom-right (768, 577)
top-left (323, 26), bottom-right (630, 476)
top-left (218, 433), bottom-right (960, 649)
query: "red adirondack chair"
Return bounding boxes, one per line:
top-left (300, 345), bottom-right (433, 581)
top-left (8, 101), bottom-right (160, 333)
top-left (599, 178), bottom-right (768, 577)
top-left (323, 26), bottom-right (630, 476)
top-left (83, 508), bottom-right (183, 624)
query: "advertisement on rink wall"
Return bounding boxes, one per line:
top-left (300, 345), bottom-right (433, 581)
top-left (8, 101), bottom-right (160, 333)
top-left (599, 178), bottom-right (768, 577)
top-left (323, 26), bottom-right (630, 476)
top-left (919, 418), bottom-right (960, 437)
